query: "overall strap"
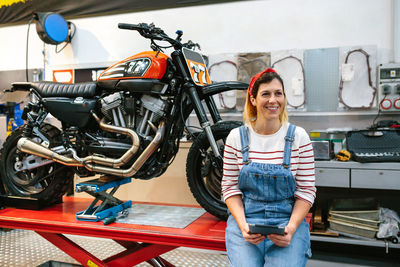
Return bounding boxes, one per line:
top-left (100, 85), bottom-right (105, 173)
top-left (282, 123), bottom-right (296, 169)
top-left (239, 126), bottom-right (250, 164)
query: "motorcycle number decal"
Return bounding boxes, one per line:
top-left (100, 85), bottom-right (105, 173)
top-left (182, 47), bottom-right (211, 86)
top-left (99, 58), bottom-right (151, 80)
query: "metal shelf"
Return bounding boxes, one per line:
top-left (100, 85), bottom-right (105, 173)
top-left (288, 111), bottom-right (383, 116)
top-left (189, 110), bottom-right (399, 118)
top-left (311, 235), bottom-right (400, 249)
top-left (315, 160), bottom-right (400, 170)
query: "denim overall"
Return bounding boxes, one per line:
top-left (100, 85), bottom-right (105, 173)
top-left (225, 124), bottom-right (311, 267)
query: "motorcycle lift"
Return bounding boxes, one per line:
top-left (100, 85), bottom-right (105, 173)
top-left (75, 176), bottom-right (132, 222)
top-left (0, 196), bottom-right (226, 267)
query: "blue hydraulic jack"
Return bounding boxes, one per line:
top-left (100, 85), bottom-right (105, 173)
top-left (75, 177), bottom-right (132, 222)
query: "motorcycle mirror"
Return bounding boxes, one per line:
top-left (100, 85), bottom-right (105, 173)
top-left (196, 43), bottom-right (201, 51)
top-left (176, 30), bottom-right (183, 40)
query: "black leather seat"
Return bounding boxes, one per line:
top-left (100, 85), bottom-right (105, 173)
top-left (12, 81), bottom-right (98, 98)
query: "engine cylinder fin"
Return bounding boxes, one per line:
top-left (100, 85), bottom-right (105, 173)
top-left (117, 107), bottom-right (126, 128)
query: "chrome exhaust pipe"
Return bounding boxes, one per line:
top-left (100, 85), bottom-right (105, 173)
top-left (85, 120), bottom-right (165, 177)
top-left (83, 113), bottom-right (140, 168)
top-left (18, 112), bottom-right (141, 169)
top-left (17, 120), bottom-right (166, 178)
top-left (17, 138), bottom-right (83, 167)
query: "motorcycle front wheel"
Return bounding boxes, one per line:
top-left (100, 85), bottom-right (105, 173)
top-left (0, 124), bottom-right (74, 202)
top-left (186, 121), bottom-right (242, 220)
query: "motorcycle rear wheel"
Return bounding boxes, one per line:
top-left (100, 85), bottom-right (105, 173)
top-left (186, 121), bottom-right (242, 220)
top-left (0, 124), bottom-right (74, 202)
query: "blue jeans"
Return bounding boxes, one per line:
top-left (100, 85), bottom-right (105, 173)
top-left (226, 125), bottom-right (311, 266)
top-left (225, 206), bottom-right (312, 267)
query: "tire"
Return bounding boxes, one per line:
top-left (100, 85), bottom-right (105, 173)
top-left (0, 124), bottom-right (74, 202)
top-left (186, 121), bottom-right (242, 220)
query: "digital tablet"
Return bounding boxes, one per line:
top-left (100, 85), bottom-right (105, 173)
top-left (248, 224), bottom-right (285, 235)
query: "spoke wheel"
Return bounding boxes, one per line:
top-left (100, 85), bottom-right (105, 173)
top-left (186, 121), bottom-right (242, 220)
top-left (0, 124), bottom-right (74, 201)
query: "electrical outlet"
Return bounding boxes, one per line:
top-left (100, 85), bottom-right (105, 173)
top-left (382, 85), bottom-right (391, 95)
top-left (395, 84), bottom-right (400, 95)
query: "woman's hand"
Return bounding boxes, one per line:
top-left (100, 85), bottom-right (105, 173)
top-left (267, 224), bottom-right (296, 247)
top-left (241, 223), bottom-right (265, 245)
top-left (268, 199), bottom-right (312, 247)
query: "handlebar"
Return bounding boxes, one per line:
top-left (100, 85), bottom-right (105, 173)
top-left (118, 22), bottom-right (177, 46)
top-left (117, 22), bottom-right (200, 51)
top-left (118, 23), bottom-right (164, 34)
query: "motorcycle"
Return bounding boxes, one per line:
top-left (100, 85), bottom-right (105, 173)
top-left (0, 22), bottom-right (247, 219)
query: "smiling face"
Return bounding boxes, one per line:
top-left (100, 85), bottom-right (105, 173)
top-left (250, 78), bottom-right (285, 122)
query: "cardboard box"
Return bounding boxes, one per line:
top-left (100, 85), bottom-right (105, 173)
top-left (328, 217), bottom-right (379, 239)
top-left (0, 90), bottom-right (29, 104)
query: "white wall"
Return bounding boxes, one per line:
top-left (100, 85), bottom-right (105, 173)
top-left (0, 0), bottom-right (393, 74)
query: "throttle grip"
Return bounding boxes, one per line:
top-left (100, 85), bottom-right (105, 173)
top-left (118, 23), bottom-right (143, 31)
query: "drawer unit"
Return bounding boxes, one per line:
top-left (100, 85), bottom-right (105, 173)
top-left (351, 169), bottom-right (400, 190)
top-left (315, 168), bottom-right (350, 187)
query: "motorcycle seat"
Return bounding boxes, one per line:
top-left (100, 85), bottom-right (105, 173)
top-left (12, 81), bottom-right (99, 98)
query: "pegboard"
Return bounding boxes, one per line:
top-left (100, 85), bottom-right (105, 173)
top-left (304, 48), bottom-right (339, 112)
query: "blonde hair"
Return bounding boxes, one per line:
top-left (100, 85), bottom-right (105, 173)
top-left (243, 76), bottom-right (289, 124)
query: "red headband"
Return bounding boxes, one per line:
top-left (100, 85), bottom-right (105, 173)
top-left (248, 68), bottom-right (277, 96)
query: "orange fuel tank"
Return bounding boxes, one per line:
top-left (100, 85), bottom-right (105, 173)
top-left (98, 51), bottom-right (169, 81)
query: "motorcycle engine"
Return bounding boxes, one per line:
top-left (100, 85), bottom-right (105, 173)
top-left (100, 92), bottom-right (169, 139)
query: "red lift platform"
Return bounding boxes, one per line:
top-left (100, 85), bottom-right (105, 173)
top-left (0, 196), bottom-right (226, 267)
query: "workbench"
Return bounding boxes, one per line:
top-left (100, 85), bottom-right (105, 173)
top-left (0, 197), bottom-right (226, 267)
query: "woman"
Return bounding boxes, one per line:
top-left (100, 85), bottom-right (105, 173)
top-left (222, 68), bottom-right (316, 266)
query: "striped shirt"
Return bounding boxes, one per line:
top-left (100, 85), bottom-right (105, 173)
top-left (222, 123), bottom-right (316, 206)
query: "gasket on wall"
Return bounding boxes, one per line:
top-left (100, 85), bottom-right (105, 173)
top-left (236, 53), bottom-right (270, 83)
top-left (272, 55), bottom-right (306, 109)
top-left (338, 49), bottom-right (377, 109)
top-left (208, 60), bottom-right (238, 110)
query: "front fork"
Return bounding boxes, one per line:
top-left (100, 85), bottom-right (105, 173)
top-left (185, 84), bottom-right (223, 159)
